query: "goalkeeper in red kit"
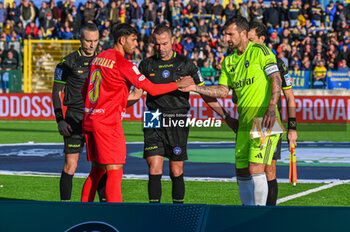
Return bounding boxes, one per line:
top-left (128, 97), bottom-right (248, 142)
top-left (81, 23), bottom-right (193, 203)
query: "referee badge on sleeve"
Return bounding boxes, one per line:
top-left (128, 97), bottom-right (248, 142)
top-left (54, 68), bottom-right (63, 81)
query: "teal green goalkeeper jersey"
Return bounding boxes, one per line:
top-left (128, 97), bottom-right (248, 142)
top-left (218, 42), bottom-right (279, 125)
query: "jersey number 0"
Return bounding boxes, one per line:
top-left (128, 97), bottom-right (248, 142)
top-left (89, 69), bottom-right (102, 103)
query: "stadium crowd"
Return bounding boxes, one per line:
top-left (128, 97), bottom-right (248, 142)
top-left (0, 0), bottom-right (350, 89)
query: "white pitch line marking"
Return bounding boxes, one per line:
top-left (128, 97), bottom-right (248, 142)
top-left (277, 180), bottom-right (350, 204)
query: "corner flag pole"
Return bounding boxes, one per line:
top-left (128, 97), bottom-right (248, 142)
top-left (289, 143), bottom-right (297, 186)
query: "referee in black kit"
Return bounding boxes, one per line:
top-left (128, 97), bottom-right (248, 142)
top-left (128, 24), bottom-right (236, 204)
top-left (51, 23), bottom-right (106, 201)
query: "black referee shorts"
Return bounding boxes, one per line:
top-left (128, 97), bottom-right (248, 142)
top-left (272, 134), bottom-right (282, 160)
top-left (143, 125), bottom-right (189, 161)
top-left (63, 109), bottom-right (84, 154)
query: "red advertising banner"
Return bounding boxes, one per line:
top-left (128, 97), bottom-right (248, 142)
top-left (0, 94), bottom-right (349, 122)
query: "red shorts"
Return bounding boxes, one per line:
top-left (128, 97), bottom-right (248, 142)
top-left (84, 127), bottom-right (126, 164)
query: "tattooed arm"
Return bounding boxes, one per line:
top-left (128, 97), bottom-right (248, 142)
top-left (195, 84), bottom-right (230, 98)
top-left (262, 71), bottom-right (282, 129)
top-left (178, 76), bottom-right (230, 98)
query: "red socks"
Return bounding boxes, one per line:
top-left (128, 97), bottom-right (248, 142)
top-left (106, 169), bottom-right (123, 203)
top-left (81, 166), bottom-right (106, 202)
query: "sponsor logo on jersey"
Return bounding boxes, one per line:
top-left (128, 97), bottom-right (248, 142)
top-left (145, 146), bottom-right (158, 151)
top-left (245, 60), bottom-right (250, 68)
top-left (65, 221), bottom-right (119, 232)
top-left (254, 153), bottom-right (263, 159)
top-left (139, 75), bottom-right (146, 81)
top-left (232, 77), bottom-right (255, 88)
top-left (133, 66), bottom-right (141, 75)
top-left (54, 68), bottom-right (63, 81)
top-left (68, 144), bottom-right (81, 148)
top-left (159, 64), bottom-right (173, 68)
top-left (284, 73), bottom-right (293, 87)
top-left (143, 109), bottom-right (162, 128)
top-left (162, 70), bottom-right (170, 78)
top-left (173, 147), bottom-right (182, 155)
top-left (197, 70), bottom-right (204, 82)
top-left (228, 65), bottom-right (235, 73)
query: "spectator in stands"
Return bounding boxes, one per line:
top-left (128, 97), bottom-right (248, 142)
top-left (277, 38), bottom-right (292, 56)
top-left (158, 1), bottom-right (171, 26)
top-left (313, 60), bottom-right (327, 88)
top-left (14, 21), bottom-right (25, 39)
top-left (38, 1), bottom-right (51, 28)
top-left (278, 51), bottom-right (289, 68)
top-left (301, 60), bottom-right (312, 71)
top-left (337, 43), bottom-right (350, 65)
top-left (7, 1), bottom-right (21, 24)
top-left (1, 51), bottom-right (18, 93)
top-left (0, 2), bottom-right (6, 29)
top-left (288, 1), bottom-right (300, 27)
top-left (20, 0), bottom-right (35, 28)
top-left (108, 1), bottom-right (119, 25)
top-left (264, 1), bottom-right (280, 28)
top-left (181, 36), bottom-right (194, 57)
top-left (251, 1), bottom-right (264, 23)
top-left (224, 2), bottom-right (236, 21)
top-left (95, 0), bottom-right (108, 26)
top-left (238, 2), bottom-right (250, 21)
top-left (333, 3), bottom-right (346, 32)
top-left (324, 1), bottom-right (336, 28)
top-left (41, 13), bottom-right (56, 39)
top-left (300, 2), bottom-right (312, 23)
top-left (144, 2), bottom-right (156, 29)
top-left (50, 0), bottom-right (62, 24)
top-left (311, 0), bottom-right (323, 27)
top-left (338, 59), bottom-right (350, 71)
top-left (82, 2), bottom-right (95, 24)
top-left (65, 12), bottom-right (79, 40)
top-left (201, 60), bottom-right (216, 86)
top-left (129, 1), bottom-right (143, 31)
top-left (25, 21), bottom-right (38, 39)
top-left (279, 0), bottom-right (289, 27)
top-left (169, 0), bottom-right (182, 28)
top-left (2, 20), bottom-right (13, 36)
top-left (60, 23), bottom-right (73, 40)
top-left (193, 18), bottom-right (208, 36)
top-left (212, 0), bottom-right (224, 25)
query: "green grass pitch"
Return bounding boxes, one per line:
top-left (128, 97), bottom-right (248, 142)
top-left (0, 120), bottom-right (349, 206)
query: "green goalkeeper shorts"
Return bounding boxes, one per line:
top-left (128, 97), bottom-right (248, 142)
top-left (235, 126), bottom-right (280, 169)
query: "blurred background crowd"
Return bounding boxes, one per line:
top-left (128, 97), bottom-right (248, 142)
top-left (0, 0), bottom-right (350, 89)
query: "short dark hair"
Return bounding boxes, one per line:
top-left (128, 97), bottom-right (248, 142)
top-left (224, 15), bottom-right (249, 32)
top-left (153, 24), bottom-right (172, 38)
top-left (249, 21), bottom-right (267, 38)
top-left (112, 23), bottom-right (138, 44)
top-left (80, 23), bottom-right (99, 40)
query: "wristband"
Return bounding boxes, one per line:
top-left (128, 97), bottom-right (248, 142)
top-left (54, 109), bottom-right (64, 123)
top-left (288, 117), bottom-right (297, 130)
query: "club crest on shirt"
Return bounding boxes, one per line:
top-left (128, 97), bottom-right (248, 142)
top-left (245, 60), bottom-right (250, 68)
top-left (173, 147), bottom-right (182, 155)
top-left (162, 70), bottom-right (170, 78)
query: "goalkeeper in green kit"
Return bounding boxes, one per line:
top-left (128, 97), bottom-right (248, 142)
top-left (179, 16), bottom-right (283, 205)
